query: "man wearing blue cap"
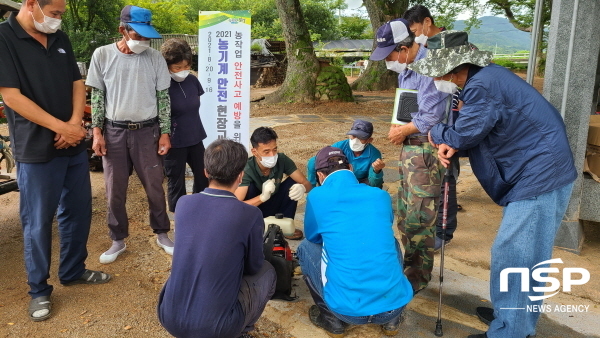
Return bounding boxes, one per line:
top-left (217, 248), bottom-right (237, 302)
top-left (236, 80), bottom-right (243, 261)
top-left (86, 5), bottom-right (173, 263)
top-left (306, 119), bottom-right (385, 188)
top-left (370, 18), bottom-right (450, 294)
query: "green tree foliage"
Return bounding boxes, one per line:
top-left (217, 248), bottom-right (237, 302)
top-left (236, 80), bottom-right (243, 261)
top-left (175, 0), bottom-right (343, 41)
top-left (61, 0), bottom-right (125, 63)
top-left (339, 15), bottom-right (371, 39)
top-left (127, 0), bottom-right (196, 34)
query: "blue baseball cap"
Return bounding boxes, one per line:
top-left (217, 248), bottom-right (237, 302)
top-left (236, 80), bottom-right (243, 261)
top-left (120, 5), bottom-right (161, 39)
top-left (346, 119), bottom-right (373, 140)
top-left (370, 18), bottom-right (411, 61)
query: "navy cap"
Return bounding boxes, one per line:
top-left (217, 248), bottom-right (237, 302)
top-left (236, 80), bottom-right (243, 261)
top-left (346, 119), bottom-right (373, 140)
top-left (370, 18), bottom-right (411, 61)
top-left (315, 147), bottom-right (348, 171)
top-left (120, 5), bottom-right (161, 39)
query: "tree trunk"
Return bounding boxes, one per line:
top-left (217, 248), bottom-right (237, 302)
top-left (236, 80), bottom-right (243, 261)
top-left (351, 0), bottom-right (409, 91)
top-left (265, 0), bottom-right (320, 103)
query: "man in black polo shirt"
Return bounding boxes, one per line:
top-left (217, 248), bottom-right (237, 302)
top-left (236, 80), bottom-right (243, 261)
top-left (234, 127), bottom-right (312, 240)
top-left (0, 0), bottom-right (111, 322)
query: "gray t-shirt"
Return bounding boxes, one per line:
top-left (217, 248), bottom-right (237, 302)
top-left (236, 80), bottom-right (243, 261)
top-left (86, 43), bottom-right (171, 122)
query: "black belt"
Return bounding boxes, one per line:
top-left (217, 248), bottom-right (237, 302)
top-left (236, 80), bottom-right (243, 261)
top-left (403, 135), bottom-right (430, 146)
top-left (106, 117), bottom-right (158, 130)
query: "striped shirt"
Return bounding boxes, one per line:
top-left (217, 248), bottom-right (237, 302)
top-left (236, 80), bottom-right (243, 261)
top-left (398, 45), bottom-right (450, 136)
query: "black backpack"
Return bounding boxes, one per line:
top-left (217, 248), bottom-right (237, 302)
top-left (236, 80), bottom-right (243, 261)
top-left (263, 224), bottom-right (297, 301)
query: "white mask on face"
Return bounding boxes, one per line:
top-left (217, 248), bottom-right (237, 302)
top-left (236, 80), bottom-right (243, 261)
top-left (260, 153), bottom-right (278, 169)
top-left (415, 34), bottom-right (428, 45)
top-left (434, 79), bottom-right (459, 94)
top-left (385, 50), bottom-right (408, 73)
top-left (170, 70), bottom-right (190, 82)
top-left (414, 23), bottom-right (429, 45)
top-left (349, 137), bottom-right (366, 152)
top-left (386, 60), bottom-right (407, 73)
top-left (125, 31), bottom-right (150, 54)
top-left (31, 1), bottom-right (61, 34)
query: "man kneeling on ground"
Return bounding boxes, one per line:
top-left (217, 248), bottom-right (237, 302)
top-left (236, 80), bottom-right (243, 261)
top-left (235, 126), bottom-right (312, 240)
top-left (297, 146), bottom-right (413, 337)
top-left (306, 119), bottom-right (385, 188)
top-left (157, 139), bottom-right (276, 338)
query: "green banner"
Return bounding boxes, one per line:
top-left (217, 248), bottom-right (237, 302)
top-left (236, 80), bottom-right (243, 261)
top-left (198, 11), bottom-right (251, 30)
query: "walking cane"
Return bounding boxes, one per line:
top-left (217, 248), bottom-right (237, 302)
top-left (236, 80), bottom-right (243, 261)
top-left (434, 160), bottom-right (453, 337)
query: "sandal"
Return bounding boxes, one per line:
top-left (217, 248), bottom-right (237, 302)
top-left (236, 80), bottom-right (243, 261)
top-left (29, 296), bottom-right (51, 322)
top-left (62, 269), bottom-right (112, 286)
top-left (284, 228), bottom-right (304, 240)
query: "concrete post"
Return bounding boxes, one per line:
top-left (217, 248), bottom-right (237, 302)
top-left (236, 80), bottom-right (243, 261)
top-left (543, 0), bottom-right (600, 253)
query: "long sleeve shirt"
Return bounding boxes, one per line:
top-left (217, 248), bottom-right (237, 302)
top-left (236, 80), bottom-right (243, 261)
top-left (157, 188), bottom-right (265, 338)
top-left (398, 45), bottom-right (450, 136)
top-left (306, 139), bottom-right (383, 188)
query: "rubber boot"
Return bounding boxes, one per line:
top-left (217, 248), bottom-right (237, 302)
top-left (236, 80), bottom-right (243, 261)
top-left (304, 276), bottom-right (347, 338)
top-left (381, 311), bottom-right (403, 336)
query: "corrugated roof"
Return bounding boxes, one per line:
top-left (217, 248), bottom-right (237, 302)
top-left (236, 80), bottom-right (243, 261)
top-left (313, 39), bottom-right (374, 51)
top-left (0, 0), bottom-right (20, 16)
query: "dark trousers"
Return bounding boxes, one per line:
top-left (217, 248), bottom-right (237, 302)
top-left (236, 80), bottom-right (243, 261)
top-left (246, 178), bottom-right (298, 219)
top-left (102, 123), bottom-right (170, 240)
top-left (237, 261), bottom-right (277, 334)
top-left (164, 141), bottom-right (208, 212)
top-left (436, 157), bottom-right (460, 240)
top-left (16, 151), bottom-right (91, 298)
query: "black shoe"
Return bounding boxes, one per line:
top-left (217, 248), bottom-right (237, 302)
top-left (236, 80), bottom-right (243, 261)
top-left (476, 307), bottom-right (494, 325)
top-left (237, 333), bottom-right (253, 338)
top-left (467, 334), bottom-right (486, 338)
top-left (309, 305), bottom-right (346, 337)
top-left (381, 312), bottom-right (404, 336)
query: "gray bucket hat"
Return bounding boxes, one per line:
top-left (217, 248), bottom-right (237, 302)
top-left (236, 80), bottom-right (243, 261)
top-left (409, 30), bottom-right (493, 78)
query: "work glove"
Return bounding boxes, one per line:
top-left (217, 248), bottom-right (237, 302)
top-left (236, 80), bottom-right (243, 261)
top-left (259, 179), bottom-right (276, 202)
top-left (288, 183), bottom-right (306, 201)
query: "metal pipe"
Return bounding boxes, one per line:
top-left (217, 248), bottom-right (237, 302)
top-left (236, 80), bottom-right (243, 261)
top-left (526, 0), bottom-right (544, 85)
top-left (560, 0), bottom-right (580, 119)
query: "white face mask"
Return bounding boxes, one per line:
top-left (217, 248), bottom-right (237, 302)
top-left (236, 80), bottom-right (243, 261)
top-left (30, 1), bottom-right (61, 34)
top-left (434, 80), bottom-right (459, 94)
top-left (349, 137), bottom-right (366, 152)
top-left (125, 31), bottom-right (150, 54)
top-left (170, 70), bottom-right (190, 82)
top-left (385, 50), bottom-right (408, 73)
top-left (414, 23), bottom-right (429, 45)
top-left (260, 153), bottom-right (278, 169)
top-left (415, 34), bottom-right (428, 45)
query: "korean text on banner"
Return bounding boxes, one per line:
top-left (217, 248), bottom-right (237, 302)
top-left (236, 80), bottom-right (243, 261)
top-left (198, 11), bottom-right (251, 150)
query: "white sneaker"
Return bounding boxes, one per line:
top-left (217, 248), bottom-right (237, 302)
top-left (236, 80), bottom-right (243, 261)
top-left (99, 241), bottom-right (126, 264)
top-left (156, 234), bottom-right (174, 255)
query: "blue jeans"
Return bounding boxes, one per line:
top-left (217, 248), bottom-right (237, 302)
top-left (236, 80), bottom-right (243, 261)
top-left (297, 240), bottom-right (405, 325)
top-left (17, 151), bottom-right (92, 298)
top-left (487, 182), bottom-right (574, 338)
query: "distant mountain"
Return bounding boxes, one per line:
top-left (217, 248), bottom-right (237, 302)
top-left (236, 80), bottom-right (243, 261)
top-left (452, 16), bottom-right (531, 54)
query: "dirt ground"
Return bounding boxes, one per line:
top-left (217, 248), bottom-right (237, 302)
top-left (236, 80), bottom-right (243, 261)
top-left (1, 75), bottom-right (599, 338)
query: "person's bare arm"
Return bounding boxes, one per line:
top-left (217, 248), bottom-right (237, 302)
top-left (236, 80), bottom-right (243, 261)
top-left (0, 87), bottom-right (85, 147)
top-left (234, 185), bottom-right (263, 206)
